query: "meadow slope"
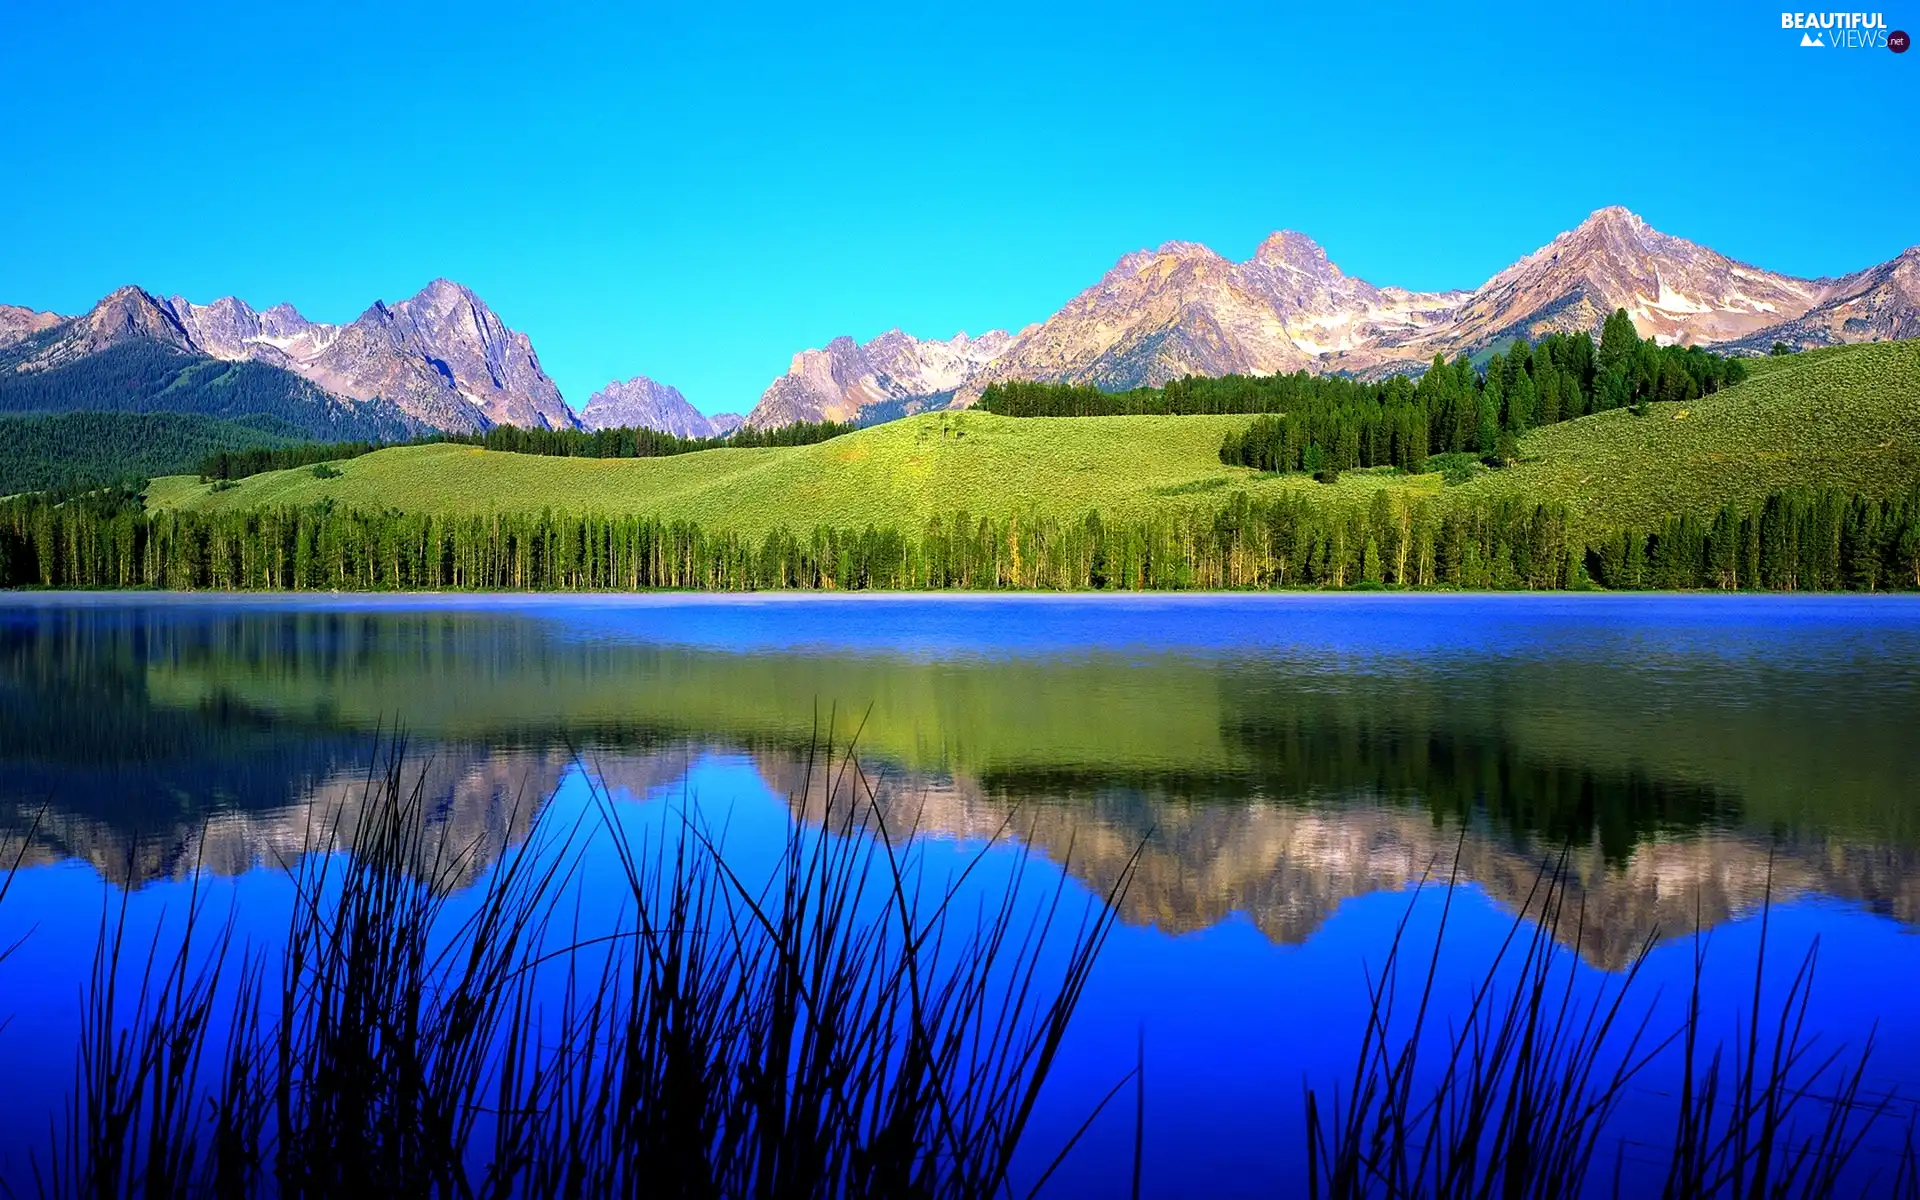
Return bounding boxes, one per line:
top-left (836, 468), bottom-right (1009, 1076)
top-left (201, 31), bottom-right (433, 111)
top-left (1461, 339), bottom-right (1920, 528)
top-left (147, 410), bottom-right (1421, 536)
top-left (146, 339), bottom-right (1920, 534)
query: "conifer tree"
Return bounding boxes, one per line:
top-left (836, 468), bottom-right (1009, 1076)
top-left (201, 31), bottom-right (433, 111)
top-left (1598, 308), bottom-right (1639, 377)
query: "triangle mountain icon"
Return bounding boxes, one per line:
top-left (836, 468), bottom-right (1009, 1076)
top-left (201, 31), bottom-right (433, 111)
top-left (1800, 31), bottom-right (1825, 45)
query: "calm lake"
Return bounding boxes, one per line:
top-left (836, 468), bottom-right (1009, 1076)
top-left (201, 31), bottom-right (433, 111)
top-left (2, 592), bottom-right (1918, 1194)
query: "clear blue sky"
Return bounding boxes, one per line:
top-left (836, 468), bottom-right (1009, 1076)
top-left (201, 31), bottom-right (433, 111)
top-left (2, 0), bottom-right (1913, 415)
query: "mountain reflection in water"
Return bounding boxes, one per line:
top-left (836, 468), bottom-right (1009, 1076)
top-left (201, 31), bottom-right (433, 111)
top-left (4, 595), bottom-right (1918, 964)
top-left (4, 595), bottom-right (1920, 1194)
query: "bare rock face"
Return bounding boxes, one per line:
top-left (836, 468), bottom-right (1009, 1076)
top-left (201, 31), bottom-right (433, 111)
top-left (12, 281), bottom-right (580, 433)
top-left (744, 328), bottom-right (1013, 428)
top-left (739, 213), bottom-right (1919, 422)
top-left (167, 294), bottom-right (337, 372)
top-left (379, 278), bottom-right (578, 431)
top-left (266, 279), bottom-right (578, 433)
top-left (580, 375), bottom-right (734, 438)
top-left (1720, 246), bottom-right (1920, 351)
top-left (7, 286), bottom-right (199, 371)
top-left (933, 207), bottom-right (1920, 404)
top-left (0, 304), bottom-right (63, 351)
top-left (968, 235), bottom-right (1467, 397)
top-left (1427, 206), bottom-right (1825, 356)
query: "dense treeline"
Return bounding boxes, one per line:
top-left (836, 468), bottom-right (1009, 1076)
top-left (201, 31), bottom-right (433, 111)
top-left (446, 418), bottom-right (857, 457)
top-left (196, 419), bottom-right (860, 481)
top-left (6, 484), bottom-right (1915, 593)
top-left (0, 340), bottom-right (420, 441)
top-left (198, 440), bottom-right (386, 482)
top-left (1225, 314), bottom-right (1747, 477)
top-left (1589, 489), bottom-right (1920, 591)
top-left (979, 311), bottom-right (1749, 480)
top-left (0, 412), bottom-right (300, 496)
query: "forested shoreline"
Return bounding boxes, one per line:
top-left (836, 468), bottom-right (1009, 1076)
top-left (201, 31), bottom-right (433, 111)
top-left (4, 485), bottom-right (1916, 593)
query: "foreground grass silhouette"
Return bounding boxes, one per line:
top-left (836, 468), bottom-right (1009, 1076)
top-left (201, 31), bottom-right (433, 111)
top-left (25, 737), bottom-right (1134, 1197)
top-left (3, 742), bottom-right (1918, 1198)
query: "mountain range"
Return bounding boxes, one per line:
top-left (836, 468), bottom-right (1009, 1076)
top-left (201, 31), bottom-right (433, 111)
top-left (1, 280), bottom-right (577, 434)
top-left (744, 207), bottom-right (1920, 425)
top-left (5, 207), bottom-right (1917, 439)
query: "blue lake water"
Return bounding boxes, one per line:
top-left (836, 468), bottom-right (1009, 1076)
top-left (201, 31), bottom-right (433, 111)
top-left (1, 592), bottom-right (1918, 1194)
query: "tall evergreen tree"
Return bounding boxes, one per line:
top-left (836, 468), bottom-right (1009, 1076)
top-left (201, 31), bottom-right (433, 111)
top-left (1598, 308), bottom-right (1639, 378)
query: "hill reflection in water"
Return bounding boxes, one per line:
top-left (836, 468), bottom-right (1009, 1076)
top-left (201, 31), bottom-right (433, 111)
top-left (4, 594), bottom-right (1918, 960)
top-left (4, 595), bottom-right (1920, 1193)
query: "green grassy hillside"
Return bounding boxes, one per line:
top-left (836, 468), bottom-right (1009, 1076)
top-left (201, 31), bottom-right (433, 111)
top-left (1732, 341), bottom-right (1877, 381)
top-left (122, 615), bottom-right (1920, 842)
top-left (1459, 338), bottom-right (1920, 528)
top-left (147, 410), bottom-right (1421, 535)
top-left (146, 338), bottom-right (1920, 534)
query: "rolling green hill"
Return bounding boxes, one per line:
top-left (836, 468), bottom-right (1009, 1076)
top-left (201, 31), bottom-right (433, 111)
top-left (1458, 338), bottom-right (1920, 528)
top-left (146, 410), bottom-right (1424, 535)
top-left (1731, 342), bottom-right (1875, 381)
top-left (145, 339), bottom-right (1920, 536)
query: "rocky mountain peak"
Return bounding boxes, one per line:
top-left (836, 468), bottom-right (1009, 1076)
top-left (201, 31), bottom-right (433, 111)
top-left (1444, 208), bottom-right (1826, 351)
top-left (956, 329), bottom-right (1013, 355)
top-left (745, 326), bottom-right (1017, 428)
top-left (0, 303), bottom-right (64, 350)
top-left (1527, 206), bottom-right (1668, 273)
top-left (330, 279), bottom-right (578, 431)
top-left (1253, 230), bottom-right (1336, 275)
top-left (167, 294), bottom-right (262, 358)
top-left (1579, 204), bottom-right (1647, 231)
top-left (82, 287), bottom-right (196, 351)
top-left (0, 286), bottom-right (194, 372)
top-left (414, 277), bottom-right (473, 302)
top-left (1154, 240), bottom-right (1221, 260)
top-left (259, 302), bottom-right (313, 337)
top-left (579, 374), bottom-right (732, 438)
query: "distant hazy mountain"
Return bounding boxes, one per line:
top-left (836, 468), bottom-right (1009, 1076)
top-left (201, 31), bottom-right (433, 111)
top-left (744, 329), bottom-right (1012, 428)
top-left (579, 376), bottom-right (742, 439)
top-left (4, 282), bottom-right (578, 434)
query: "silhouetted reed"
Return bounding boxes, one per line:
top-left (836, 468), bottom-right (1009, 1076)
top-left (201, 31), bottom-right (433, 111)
top-left (27, 736), bottom-right (1136, 1198)
top-left (1306, 848), bottom-right (1919, 1199)
top-left (6, 754), bottom-right (1916, 1198)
